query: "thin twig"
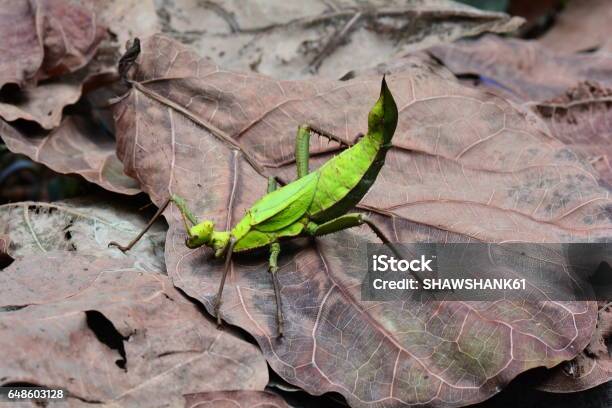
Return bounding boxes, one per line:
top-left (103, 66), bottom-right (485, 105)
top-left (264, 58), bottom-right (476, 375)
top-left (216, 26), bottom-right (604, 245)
top-left (309, 12), bottom-right (362, 72)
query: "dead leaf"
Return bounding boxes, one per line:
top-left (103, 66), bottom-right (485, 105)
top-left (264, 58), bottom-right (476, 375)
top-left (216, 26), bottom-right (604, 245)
top-left (0, 115), bottom-right (140, 195)
top-left (0, 78), bottom-right (82, 130)
top-left (0, 44), bottom-right (140, 195)
top-left (0, 252), bottom-right (268, 406)
top-left (156, 0), bottom-right (522, 79)
top-left (184, 390), bottom-right (290, 408)
top-left (0, 0), bottom-right (522, 200)
top-left (424, 36), bottom-right (612, 394)
top-left (535, 300), bottom-right (612, 393)
top-left (0, 234), bottom-right (9, 253)
top-left (0, 68), bottom-right (116, 131)
top-left (0, 233), bottom-right (12, 269)
top-left (0, 196), bottom-right (166, 272)
top-left (111, 35), bottom-right (608, 407)
top-left (538, 0), bottom-right (612, 53)
top-left (0, 0), bottom-right (154, 195)
top-left (427, 35), bottom-right (612, 102)
top-left (0, 59), bottom-right (140, 196)
top-left (531, 81), bottom-right (612, 187)
top-left (0, 0), bottom-right (106, 89)
top-left (0, 1), bottom-right (130, 194)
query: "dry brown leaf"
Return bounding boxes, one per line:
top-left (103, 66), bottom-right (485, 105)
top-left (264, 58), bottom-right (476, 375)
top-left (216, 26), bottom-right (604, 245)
top-left (0, 55), bottom-right (138, 195)
top-left (156, 0), bottom-right (522, 79)
top-left (424, 36), bottom-right (612, 394)
top-left (0, 252), bottom-right (268, 406)
top-left (0, 0), bottom-right (106, 89)
top-left (538, 0), bottom-right (612, 53)
top-left (0, 234), bottom-right (9, 254)
top-left (0, 68), bottom-right (116, 130)
top-left (0, 115), bottom-right (140, 195)
top-left (184, 390), bottom-right (290, 408)
top-left (1, 0), bottom-right (521, 198)
top-left (0, 233), bottom-right (12, 269)
top-left (110, 35), bottom-right (609, 407)
top-left (0, 78), bottom-right (82, 130)
top-left (532, 81), bottom-right (612, 187)
top-left (428, 35), bottom-right (612, 102)
top-left (0, 196), bottom-right (166, 272)
top-left (0, 1), bottom-right (141, 195)
top-left (535, 301), bottom-right (612, 393)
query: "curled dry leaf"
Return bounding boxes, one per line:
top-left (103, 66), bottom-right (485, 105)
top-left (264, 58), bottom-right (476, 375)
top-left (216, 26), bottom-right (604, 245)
top-left (535, 301), bottom-right (612, 393)
top-left (0, 0), bottom-right (106, 89)
top-left (0, 234), bottom-right (9, 254)
top-left (0, 234), bottom-right (12, 269)
top-left (0, 196), bottom-right (166, 272)
top-left (184, 390), bottom-right (290, 408)
top-left (0, 1), bottom-right (131, 198)
top-left (156, 0), bottom-right (522, 79)
top-left (0, 1), bottom-right (140, 195)
top-left (427, 35), bottom-right (612, 102)
top-left (0, 62), bottom-right (140, 195)
top-left (538, 0), bottom-right (612, 53)
top-left (0, 116), bottom-right (140, 195)
top-left (111, 35), bottom-right (609, 407)
top-left (0, 252), bottom-right (268, 406)
top-left (0, 75), bottom-right (83, 130)
top-left (0, 63), bottom-right (116, 130)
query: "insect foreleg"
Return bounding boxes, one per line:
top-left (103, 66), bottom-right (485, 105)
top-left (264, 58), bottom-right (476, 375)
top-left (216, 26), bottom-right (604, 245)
top-left (171, 194), bottom-right (198, 231)
top-left (268, 242), bottom-right (284, 337)
top-left (307, 213), bottom-right (424, 284)
top-left (214, 237), bottom-right (236, 327)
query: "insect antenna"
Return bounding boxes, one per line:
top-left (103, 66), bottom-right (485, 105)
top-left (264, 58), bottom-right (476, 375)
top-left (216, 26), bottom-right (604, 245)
top-left (108, 197), bottom-right (171, 252)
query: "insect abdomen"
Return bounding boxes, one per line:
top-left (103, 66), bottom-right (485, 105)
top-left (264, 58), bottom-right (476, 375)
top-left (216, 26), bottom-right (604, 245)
top-left (307, 133), bottom-right (385, 221)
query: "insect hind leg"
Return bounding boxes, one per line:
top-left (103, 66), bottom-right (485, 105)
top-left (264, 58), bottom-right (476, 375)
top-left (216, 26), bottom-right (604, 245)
top-left (268, 242), bottom-right (284, 337)
top-left (307, 125), bottom-right (351, 147)
top-left (307, 213), bottom-right (425, 284)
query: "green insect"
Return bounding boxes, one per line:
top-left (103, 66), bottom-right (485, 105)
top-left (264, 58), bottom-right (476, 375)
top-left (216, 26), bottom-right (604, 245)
top-left (110, 78), bottom-right (406, 337)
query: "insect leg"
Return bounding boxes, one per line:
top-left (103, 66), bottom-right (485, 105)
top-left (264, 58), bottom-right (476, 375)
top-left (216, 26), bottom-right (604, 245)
top-left (171, 194), bottom-right (199, 231)
top-left (295, 125), bottom-right (311, 179)
top-left (108, 197), bottom-right (171, 252)
top-left (268, 242), bottom-right (284, 337)
top-left (308, 125), bottom-right (351, 147)
top-left (307, 213), bottom-right (359, 236)
top-left (307, 213), bottom-right (424, 284)
top-left (267, 176), bottom-right (278, 193)
top-left (296, 124), bottom-right (353, 179)
top-left (213, 237), bottom-right (236, 327)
